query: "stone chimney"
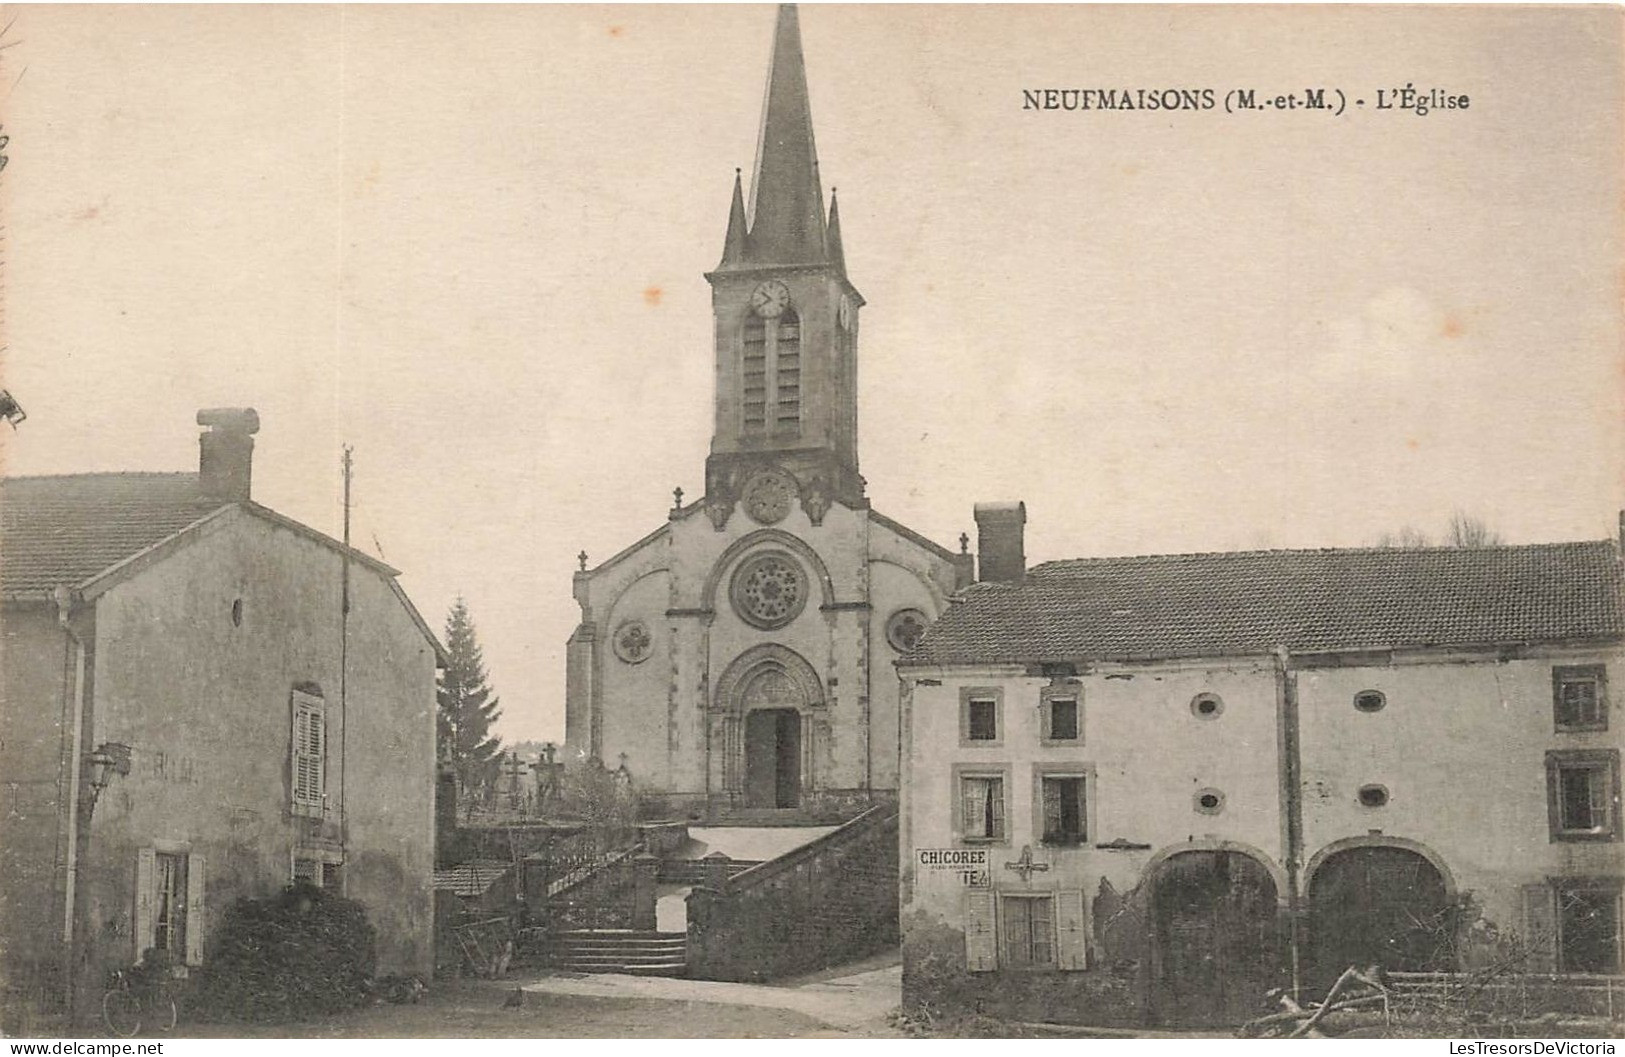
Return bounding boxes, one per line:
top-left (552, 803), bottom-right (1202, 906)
top-left (196, 408), bottom-right (260, 502)
top-left (974, 501), bottom-right (1027, 584)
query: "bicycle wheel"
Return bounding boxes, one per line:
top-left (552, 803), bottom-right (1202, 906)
top-left (102, 989), bottom-right (142, 1038)
top-left (152, 994), bottom-right (177, 1033)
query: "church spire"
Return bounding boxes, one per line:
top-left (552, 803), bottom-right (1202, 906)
top-left (744, 4), bottom-right (828, 266)
top-left (719, 168), bottom-right (748, 268)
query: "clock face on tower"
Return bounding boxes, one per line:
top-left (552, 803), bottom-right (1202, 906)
top-left (750, 280), bottom-right (791, 319)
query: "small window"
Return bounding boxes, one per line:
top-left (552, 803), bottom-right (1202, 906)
top-left (1001, 895), bottom-right (1055, 969)
top-left (1556, 883), bottom-right (1622, 974)
top-left (1042, 693), bottom-right (1080, 743)
top-left (230, 598), bottom-right (244, 627)
top-left (1554, 666), bottom-right (1608, 732)
top-left (1194, 788), bottom-right (1226, 815)
top-left (1354, 690), bottom-right (1386, 713)
top-left (1546, 750), bottom-right (1621, 842)
top-left (1041, 776), bottom-right (1087, 845)
top-left (1191, 693), bottom-right (1224, 719)
top-left (959, 688), bottom-right (1003, 746)
top-left (293, 856), bottom-right (342, 890)
top-left (968, 700), bottom-right (998, 740)
top-left (1358, 784), bottom-right (1389, 808)
top-left (959, 774), bottom-right (1006, 842)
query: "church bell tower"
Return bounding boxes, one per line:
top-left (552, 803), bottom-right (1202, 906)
top-left (703, 4), bottom-right (865, 531)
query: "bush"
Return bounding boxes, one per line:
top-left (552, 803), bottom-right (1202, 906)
top-left (192, 882), bottom-right (377, 1022)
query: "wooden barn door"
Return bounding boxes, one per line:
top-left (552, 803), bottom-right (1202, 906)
top-left (1151, 850), bottom-right (1282, 1027)
top-left (1308, 845), bottom-right (1452, 988)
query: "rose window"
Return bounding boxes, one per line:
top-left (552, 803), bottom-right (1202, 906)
top-left (730, 551), bottom-right (808, 629)
top-left (886, 608), bottom-right (930, 652)
top-left (613, 620), bottom-right (653, 664)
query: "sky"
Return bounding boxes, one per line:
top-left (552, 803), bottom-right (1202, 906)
top-left (2, 5), bottom-right (1621, 743)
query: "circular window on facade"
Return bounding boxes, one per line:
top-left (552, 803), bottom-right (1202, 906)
top-left (1358, 784), bottom-right (1390, 808)
top-left (885, 608), bottom-right (930, 652)
top-left (613, 620), bottom-right (653, 664)
top-left (741, 470), bottom-right (797, 526)
top-left (1354, 690), bottom-right (1386, 713)
top-left (729, 551), bottom-right (809, 630)
top-left (1191, 693), bottom-right (1224, 719)
top-left (1194, 788), bottom-right (1226, 815)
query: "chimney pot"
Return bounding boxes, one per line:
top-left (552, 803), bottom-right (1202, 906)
top-left (197, 407), bottom-right (259, 502)
top-left (974, 501), bottom-right (1027, 584)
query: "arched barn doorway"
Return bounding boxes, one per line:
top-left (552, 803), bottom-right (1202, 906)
top-left (1150, 850), bottom-right (1284, 1027)
top-left (1307, 843), bottom-right (1454, 987)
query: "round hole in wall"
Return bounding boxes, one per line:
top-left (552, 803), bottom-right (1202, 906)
top-left (1358, 784), bottom-right (1390, 808)
top-left (1191, 693), bottom-right (1224, 719)
top-left (1354, 690), bottom-right (1386, 713)
top-left (231, 598), bottom-right (244, 627)
top-left (1194, 788), bottom-right (1226, 815)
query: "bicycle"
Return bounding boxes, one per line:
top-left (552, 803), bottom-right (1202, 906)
top-left (101, 954), bottom-right (179, 1038)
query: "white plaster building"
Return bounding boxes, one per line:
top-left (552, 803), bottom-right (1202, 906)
top-left (898, 510), bottom-right (1623, 1027)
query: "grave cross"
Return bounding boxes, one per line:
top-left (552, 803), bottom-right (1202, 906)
top-left (1003, 844), bottom-right (1050, 882)
top-left (500, 752), bottom-right (528, 810)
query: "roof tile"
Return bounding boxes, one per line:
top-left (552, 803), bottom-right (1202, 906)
top-left (1, 474), bottom-right (228, 597)
top-left (905, 541), bottom-right (1625, 665)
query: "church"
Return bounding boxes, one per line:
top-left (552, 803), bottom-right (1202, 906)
top-left (563, 5), bottom-right (970, 823)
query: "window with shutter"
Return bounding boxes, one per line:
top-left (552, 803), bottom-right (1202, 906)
top-left (1001, 894), bottom-right (1056, 969)
top-left (291, 690), bottom-right (326, 816)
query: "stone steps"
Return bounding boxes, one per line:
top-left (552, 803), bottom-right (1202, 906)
top-left (549, 929), bottom-right (688, 977)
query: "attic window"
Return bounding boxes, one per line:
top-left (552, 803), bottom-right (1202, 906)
top-left (1358, 784), bottom-right (1389, 808)
top-left (1354, 690), bottom-right (1386, 713)
top-left (1194, 788), bottom-right (1225, 815)
top-left (1191, 693), bottom-right (1224, 719)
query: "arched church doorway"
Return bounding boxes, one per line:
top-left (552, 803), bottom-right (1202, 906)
top-left (729, 656), bottom-right (814, 809)
top-left (1149, 849), bottom-right (1283, 1027)
top-left (1307, 843), bottom-right (1453, 986)
top-left (744, 709), bottom-right (802, 808)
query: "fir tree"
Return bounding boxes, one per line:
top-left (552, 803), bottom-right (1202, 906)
top-left (437, 597), bottom-right (503, 796)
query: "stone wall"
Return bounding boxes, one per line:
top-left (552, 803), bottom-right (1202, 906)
top-left (686, 806), bottom-right (898, 981)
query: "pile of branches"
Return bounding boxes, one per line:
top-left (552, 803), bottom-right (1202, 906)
top-left (191, 881), bottom-right (378, 1022)
top-left (1238, 965), bottom-right (1391, 1039)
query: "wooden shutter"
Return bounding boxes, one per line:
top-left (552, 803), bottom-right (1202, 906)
top-left (961, 779), bottom-right (980, 839)
top-left (1521, 882), bottom-right (1558, 972)
top-left (134, 847), bottom-right (156, 961)
top-left (1056, 889), bottom-right (1088, 970)
top-left (990, 779), bottom-right (1005, 839)
top-left (185, 854), bottom-right (206, 966)
top-left (964, 889), bottom-right (998, 972)
top-left (291, 693), bottom-right (326, 809)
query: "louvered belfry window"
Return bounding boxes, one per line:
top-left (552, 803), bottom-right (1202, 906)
top-left (291, 690), bottom-right (326, 816)
top-left (740, 305), bottom-right (801, 437)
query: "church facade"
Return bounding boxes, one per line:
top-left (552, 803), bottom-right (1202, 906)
top-left (563, 6), bottom-right (970, 822)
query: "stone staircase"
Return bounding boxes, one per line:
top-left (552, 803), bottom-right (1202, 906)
top-left (549, 929), bottom-right (688, 977)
